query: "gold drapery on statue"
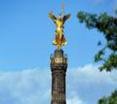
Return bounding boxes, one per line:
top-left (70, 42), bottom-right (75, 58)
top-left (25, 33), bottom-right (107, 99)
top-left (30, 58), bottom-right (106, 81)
top-left (49, 12), bottom-right (71, 49)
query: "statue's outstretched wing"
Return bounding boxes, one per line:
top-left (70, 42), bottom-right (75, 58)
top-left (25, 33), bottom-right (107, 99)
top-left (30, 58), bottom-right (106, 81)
top-left (63, 14), bottom-right (71, 23)
top-left (49, 12), bottom-right (57, 23)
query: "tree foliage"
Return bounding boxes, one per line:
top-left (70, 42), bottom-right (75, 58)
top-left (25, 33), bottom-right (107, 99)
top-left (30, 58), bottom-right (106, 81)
top-left (77, 11), bottom-right (117, 71)
top-left (98, 90), bottom-right (117, 104)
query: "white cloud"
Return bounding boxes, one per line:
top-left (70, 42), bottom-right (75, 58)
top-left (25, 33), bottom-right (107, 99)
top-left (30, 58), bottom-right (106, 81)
top-left (67, 96), bottom-right (84, 104)
top-left (67, 64), bottom-right (117, 104)
top-left (0, 69), bottom-right (51, 104)
top-left (0, 64), bottom-right (116, 104)
top-left (68, 64), bottom-right (116, 84)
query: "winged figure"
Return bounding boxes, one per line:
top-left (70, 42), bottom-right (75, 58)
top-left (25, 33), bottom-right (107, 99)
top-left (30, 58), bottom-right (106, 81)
top-left (49, 12), bottom-right (71, 49)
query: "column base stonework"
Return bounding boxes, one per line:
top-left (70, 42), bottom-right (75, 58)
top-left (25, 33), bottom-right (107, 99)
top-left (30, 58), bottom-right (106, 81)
top-left (50, 49), bottom-right (67, 104)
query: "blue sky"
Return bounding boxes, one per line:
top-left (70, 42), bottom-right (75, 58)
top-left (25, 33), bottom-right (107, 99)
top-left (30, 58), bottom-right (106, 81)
top-left (0, 0), bottom-right (116, 70)
top-left (0, 0), bottom-right (117, 104)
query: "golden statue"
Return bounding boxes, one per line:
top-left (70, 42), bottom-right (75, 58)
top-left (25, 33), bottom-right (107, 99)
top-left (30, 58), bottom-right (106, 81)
top-left (49, 11), bottom-right (71, 49)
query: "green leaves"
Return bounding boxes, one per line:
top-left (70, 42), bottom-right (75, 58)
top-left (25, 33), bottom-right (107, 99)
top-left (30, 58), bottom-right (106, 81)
top-left (99, 54), bottom-right (117, 71)
top-left (77, 11), bottom-right (97, 29)
top-left (95, 49), bottom-right (105, 62)
top-left (77, 11), bottom-right (117, 71)
top-left (98, 90), bottom-right (117, 104)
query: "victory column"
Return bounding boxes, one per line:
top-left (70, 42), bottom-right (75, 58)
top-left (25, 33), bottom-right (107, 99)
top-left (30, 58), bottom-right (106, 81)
top-left (49, 7), bottom-right (71, 104)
